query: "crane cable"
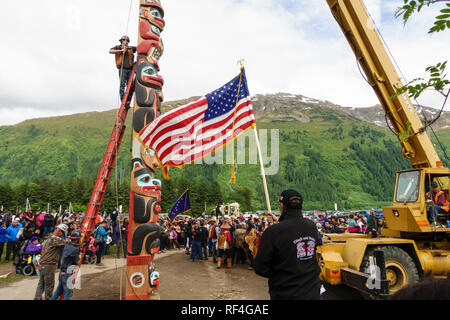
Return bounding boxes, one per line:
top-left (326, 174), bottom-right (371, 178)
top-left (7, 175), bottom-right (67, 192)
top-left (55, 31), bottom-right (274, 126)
top-left (333, 7), bottom-right (405, 137)
top-left (362, 2), bottom-right (449, 162)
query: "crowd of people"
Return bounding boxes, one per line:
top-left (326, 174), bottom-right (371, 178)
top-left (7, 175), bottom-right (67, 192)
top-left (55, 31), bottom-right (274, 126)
top-left (312, 209), bottom-right (384, 237)
top-left (155, 208), bottom-right (385, 270)
top-left (0, 202), bottom-right (390, 301)
top-left (0, 207), bottom-right (128, 267)
top-left (0, 206), bottom-right (130, 299)
top-left (157, 213), bottom-right (266, 270)
top-left (0, 206), bottom-right (385, 274)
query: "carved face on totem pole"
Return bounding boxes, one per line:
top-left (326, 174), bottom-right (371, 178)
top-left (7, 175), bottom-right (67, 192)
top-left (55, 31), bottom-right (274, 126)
top-left (137, 55), bottom-right (164, 89)
top-left (131, 159), bottom-right (161, 198)
top-left (138, 2), bottom-right (165, 59)
top-left (136, 2), bottom-right (164, 104)
top-left (126, 0), bottom-right (165, 300)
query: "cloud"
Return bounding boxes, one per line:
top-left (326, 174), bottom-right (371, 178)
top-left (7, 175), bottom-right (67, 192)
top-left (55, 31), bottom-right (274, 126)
top-left (0, 0), bottom-right (448, 126)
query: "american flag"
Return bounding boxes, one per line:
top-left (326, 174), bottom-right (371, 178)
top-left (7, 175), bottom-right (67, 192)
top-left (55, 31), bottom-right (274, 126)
top-left (139, 68), bottom-right (256, 178)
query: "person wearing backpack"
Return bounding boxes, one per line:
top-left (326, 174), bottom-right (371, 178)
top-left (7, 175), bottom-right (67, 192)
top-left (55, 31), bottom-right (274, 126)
top-left (95, 221), bottom-right (109, 266)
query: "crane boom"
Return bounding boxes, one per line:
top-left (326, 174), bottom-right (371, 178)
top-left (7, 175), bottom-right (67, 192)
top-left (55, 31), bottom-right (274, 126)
top-left (326, 0), bottom-right (441, 169)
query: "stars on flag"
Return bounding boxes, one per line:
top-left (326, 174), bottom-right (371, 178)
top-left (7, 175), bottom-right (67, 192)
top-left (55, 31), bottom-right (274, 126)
top-left (204, 70), bottom-right (250, 121)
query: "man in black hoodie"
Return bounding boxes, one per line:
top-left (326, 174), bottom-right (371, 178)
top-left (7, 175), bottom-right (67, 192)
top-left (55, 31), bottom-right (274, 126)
top-left (255, 189), bottom-right (321, 300)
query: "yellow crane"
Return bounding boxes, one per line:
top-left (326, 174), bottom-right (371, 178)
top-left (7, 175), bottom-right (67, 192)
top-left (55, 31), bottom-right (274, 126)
top-left (318, 0), bottom-right (450, 297)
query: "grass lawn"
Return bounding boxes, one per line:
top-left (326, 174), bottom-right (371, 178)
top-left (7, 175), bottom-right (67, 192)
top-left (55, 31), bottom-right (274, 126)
top-left (0, 273), bottom-right (24, 286)
top-left (0, 247), bottom-right (23, 285)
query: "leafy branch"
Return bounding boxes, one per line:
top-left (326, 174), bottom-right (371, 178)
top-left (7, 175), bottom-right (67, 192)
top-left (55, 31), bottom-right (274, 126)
top-left (395, 61), bottom-right (450, 99)
top-left (393, 61), bottom-right (450, 137)
top-left (395, 0), bottom-right (450, 34)
top-left (394, 0), bottom-right (450, 117)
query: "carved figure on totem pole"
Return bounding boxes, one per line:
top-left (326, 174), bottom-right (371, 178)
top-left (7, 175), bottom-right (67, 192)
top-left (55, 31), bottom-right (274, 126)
top-left (127, 0), bottom-right (165, 300)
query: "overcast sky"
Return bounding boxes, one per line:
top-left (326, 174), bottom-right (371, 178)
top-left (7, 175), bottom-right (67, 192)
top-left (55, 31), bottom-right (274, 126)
top-left (0, 0), bottom-right (448, 126)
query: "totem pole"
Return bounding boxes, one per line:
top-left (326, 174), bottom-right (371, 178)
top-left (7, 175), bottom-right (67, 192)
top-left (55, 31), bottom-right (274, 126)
top-left (126, 0), bottom-right (165, 300)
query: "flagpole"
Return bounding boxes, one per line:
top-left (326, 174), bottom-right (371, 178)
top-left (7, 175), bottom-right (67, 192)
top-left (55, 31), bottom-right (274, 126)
top-left (253, 126), bottom-right (272, 214)
top-left (235, 60), bottom-right (271, 214)
top-left (230, 66), bottom-right (244, 185)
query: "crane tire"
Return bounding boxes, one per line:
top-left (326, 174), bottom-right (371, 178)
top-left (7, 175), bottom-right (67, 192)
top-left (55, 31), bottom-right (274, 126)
top-left (360, 245), bottom-right (419, 294)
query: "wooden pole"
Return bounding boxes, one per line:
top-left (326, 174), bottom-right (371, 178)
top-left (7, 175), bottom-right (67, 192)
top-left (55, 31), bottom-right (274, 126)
top-left (253, 126), bottom-right (272, 214)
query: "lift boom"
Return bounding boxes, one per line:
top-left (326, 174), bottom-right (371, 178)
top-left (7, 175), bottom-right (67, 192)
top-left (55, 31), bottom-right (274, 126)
top-left (317, 0), bottom-right (449, 296)
top-left (326, 0), bottom-right (442, 169)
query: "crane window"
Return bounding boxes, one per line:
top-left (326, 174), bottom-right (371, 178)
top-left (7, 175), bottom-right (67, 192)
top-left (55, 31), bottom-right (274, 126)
top-left (396, 171), bottom-right (420, 203)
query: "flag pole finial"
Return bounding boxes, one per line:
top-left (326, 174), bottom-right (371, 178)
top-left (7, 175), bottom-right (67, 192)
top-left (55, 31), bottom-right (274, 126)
top-left (237, 59), bottom-right (245, 70)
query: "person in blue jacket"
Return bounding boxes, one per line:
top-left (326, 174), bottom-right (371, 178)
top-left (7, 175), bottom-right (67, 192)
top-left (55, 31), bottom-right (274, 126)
top-left (0, 221), bottom-right (8, 262)
top-left (5, 219), bottom-right (23, 262)
top-left (95, 221), bottom-right (109, 265)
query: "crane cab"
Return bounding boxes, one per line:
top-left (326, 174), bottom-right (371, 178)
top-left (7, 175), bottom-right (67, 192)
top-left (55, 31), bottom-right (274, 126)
top-left (382, 168), bottom-right (450, 236)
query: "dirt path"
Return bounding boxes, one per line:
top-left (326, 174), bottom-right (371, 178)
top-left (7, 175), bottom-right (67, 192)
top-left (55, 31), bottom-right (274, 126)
top-left (0, 250), bottom-right (269, 300)
top-left (73, 250), bottom-right (270, 300)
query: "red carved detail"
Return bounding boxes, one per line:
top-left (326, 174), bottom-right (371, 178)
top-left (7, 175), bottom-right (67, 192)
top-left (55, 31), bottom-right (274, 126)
top-left (138, 40), bottom-right (158, 55)
top-left (127, 255), bottom-right (151, 266)
top-left (139, 20), bottom-right (161, 41)
top-left (140, 0), bottom-right (164, 17)
top-left (140, 7), bottom-right (165, 28)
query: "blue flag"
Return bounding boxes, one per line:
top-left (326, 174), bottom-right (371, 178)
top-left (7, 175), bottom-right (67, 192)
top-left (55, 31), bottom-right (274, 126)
top-left (168, 190), bottom-right (191, 222)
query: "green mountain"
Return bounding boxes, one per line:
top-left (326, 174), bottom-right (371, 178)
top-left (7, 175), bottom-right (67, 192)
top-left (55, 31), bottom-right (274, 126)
top-left (0, 93), bottom-right (448, 213)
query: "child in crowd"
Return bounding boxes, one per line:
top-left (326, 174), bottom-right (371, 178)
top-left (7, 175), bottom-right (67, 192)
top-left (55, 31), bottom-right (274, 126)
top-left (86, 236), bottom-right (98, 264)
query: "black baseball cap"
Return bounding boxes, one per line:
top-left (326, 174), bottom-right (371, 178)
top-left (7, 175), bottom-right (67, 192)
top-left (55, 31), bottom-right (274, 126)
top-left (279, 189), bottom-right (303, 209)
